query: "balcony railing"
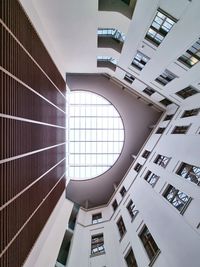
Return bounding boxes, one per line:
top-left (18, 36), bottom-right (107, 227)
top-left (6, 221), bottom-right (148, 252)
top-left (97, 56), bottom-right (117, 71)
top-left (98, 28), bottom-right (125, 42)
top-left (97, 28), bottom-right (125, 52)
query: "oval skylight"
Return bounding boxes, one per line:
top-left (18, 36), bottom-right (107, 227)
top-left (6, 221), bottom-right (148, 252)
top-left (69, 91), bottom-right (124, 180)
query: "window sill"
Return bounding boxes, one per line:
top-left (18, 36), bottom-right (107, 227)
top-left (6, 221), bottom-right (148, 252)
top-left (148, 249), bottom-right (161, 267)
top-left (90, 251), bottom-right (105, 258)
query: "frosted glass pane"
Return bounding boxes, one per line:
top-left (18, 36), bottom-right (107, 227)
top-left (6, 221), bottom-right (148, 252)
top-left (69, 91), bottom-right (124, 179)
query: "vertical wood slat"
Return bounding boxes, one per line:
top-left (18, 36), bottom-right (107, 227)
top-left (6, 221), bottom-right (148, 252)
top-left (0, 0), bottom-right (67, 266)
top-left (0, 178), bottom-right (65, 267)
top-left (0, 117), bottom-right (66, 160)
top-left (0, 71), bottom-right (65, 126)
top-left (1, 25), bottom-right (66, 112)
top-left (1, 0), bottom-right (66, 93)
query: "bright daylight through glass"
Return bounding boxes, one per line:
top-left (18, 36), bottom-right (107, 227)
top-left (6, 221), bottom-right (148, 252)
top-left (69, 91), bottom-right (124, 179)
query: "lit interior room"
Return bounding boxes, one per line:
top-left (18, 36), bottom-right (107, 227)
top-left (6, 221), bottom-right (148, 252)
top-left (1, 0), bottom-right (200, 267)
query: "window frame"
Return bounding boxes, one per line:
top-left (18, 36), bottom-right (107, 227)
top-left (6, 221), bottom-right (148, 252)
top-left (91, 233), bottom-right (105, 256)
top-left (159, 98), bottom-right (172, 106)
top-left (139, 225), bottom-right (160, 262)
top-left (142, 150), bottom-right (151, 159)
top-left (92, 213), bottom-right (102, 224)
top-left (124, 247), bottom-right (138, 267)
top-left (181, 108), bottom-right (200, 118)
top-left (143, 87), bottom-right (155, 96)
top-left (144, 171), bottom-right (159, 187)
top-left (163, 114), bottom-right (174, 121)
top-left (176, 162), bottom-right (200, 186)
top-left (155, 127), bottom-right (165, 134)
top-left (178, 38), bottom-right (200, 68)
top-left (175, 86), bottom-right (199, 99)
top-left (131, 51), bottom-right (150, 71)
top-left (171, 125), bottom-right (190, 134)
top-left (155, 69), bottom-right (177, 86)
top-left (126, 200), bottom-right (139, 221)
top-left (163, 184), bottom-right (191, 213)
top-left (134, 163), bottom-right (142, 172)
top-left (120, 186), bottom-right (127, 197)
top-left (154, 154), bottom-right (171, 168)
top-left (145, 9), bottom-right (177, 46)
top-left (112, 199), bottom-right (118, 211)
top-left (117, 216), bottom-right (127, 240)
top-left (124, 73), bottom-right (135, 84)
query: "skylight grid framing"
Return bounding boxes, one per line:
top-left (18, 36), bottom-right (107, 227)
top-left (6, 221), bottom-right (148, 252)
top-left (69, 91), bottom-right (124, 179)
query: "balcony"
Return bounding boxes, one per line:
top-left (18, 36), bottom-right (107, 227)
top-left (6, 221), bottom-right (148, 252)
top-left (98, 0), bottom-right (137, 19)
top-left (97, 28), bottom-right (125, 53)
top-left (97, 56), bottom-right (117, 71)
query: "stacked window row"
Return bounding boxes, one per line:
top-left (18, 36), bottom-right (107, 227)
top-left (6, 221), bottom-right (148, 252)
top-left (124, 8), bottom-right (200, 105)
top-left (91, 222), bottom-right (160, 266)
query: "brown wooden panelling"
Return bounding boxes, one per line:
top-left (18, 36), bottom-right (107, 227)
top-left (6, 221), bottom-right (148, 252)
top-left (0, 161), bottom-right (65, 254)
top-left (1, 25), bottom-right (66, 112)
top-left (0, 144), bottom-right (65, 207)
top-left (0, 0), bottom-right (66, 265)
top-left (0, 117), bottom-right (66, 160)
top-left (0, 0), bottom-right (66, 93)
top-left (0, 71), bottom-right (65, 127)
top-left (0, 178), bottom-right (65, 267)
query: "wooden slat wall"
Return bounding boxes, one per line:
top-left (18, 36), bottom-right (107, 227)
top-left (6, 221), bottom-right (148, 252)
top-left (0, 0), bottom-right (67, 266)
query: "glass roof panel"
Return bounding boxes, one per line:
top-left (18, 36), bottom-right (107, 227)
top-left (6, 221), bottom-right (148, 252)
top-left (69, 91), bottom-right (124, 179)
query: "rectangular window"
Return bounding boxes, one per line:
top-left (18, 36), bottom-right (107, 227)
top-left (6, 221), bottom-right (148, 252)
top-left (163, 184), bottom-right (191, 212)
top-left (91, 234), bottom-right (105, 255)
top-left (163, 114), bottom-right (174, 121)
top-left (159, 98), bottom-right (172, 106)
top-left (143, 87), bottom-right (155, 96)
top-left (144, 171), bottom-right (159, 187)
top-left (126, 200), bottom-right (139, 220)
top-left (120, 186), bottom-right (127, 197)
top-left (92, 213), bottom-right (102, 224)
top-left (125, 248), bottom-right (138, 267)
top-left (124, 74), bottom-right (135, 84)
top-left (145, 9), bottom-right (176, 46)
top-left (131, 51), bottom-right (150, 70)
top-left (154, 154), bottom-right (170, 168)
top-left (155, 127), bottom-right (165, 134)
top-left (178, 38), bottom-right (200, 68)
top-left (112, 200), bottom-right (118, 211)
top-left (176, 86), bottom-right (199, 99)
top-left (181, 108), bottom-right (199, 118)
top-left (176, 162), bottom-right (200, 186)
top-left (155, 69), bottom-right (177, 86)
top-left (139, 225), bottom-right (160, 261)
top-left (171, 125), bottom-right (190, 134)
top-left (117, 217), bottom-right (126, 239)
top-left (142, 150), bottom-right (151, 159)
top-left (134, 163), bottom-right (142, 172)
